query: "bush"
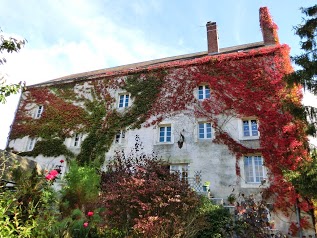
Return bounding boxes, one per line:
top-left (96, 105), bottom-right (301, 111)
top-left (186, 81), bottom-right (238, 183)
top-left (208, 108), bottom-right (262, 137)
top-left (99, 136), bottom-right (201, 237)
top-left (195, 196), bottom-right (233, 238)
top-left (60, 161), bottom-right (100, 216)
top-left (0, 163), bottom-right (59, 237)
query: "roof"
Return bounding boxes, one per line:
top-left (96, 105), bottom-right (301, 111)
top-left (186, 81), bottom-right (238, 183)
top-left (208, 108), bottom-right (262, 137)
top-left (29, 41), bottom-right (265, 88)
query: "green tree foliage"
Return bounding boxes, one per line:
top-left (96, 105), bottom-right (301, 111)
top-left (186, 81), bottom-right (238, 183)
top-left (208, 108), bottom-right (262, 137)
top-left (284, 4), bottom-right (317, 207)
top-left (289, 5), bottom-right (317, 93)
top-left (0, 30), bottom-right (26, 103)
top-left (60, 162), bottom-right (100, 216)
top-left (286, 5), bottom-right (317, 136)
top-left (195, 196), bottom-right (233, 238)
top-left (285, 149), bottom-right (317, 199)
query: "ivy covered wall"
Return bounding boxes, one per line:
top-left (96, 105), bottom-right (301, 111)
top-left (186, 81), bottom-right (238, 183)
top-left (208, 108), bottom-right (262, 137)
top-left (7, 31), bottom-right (312, 234)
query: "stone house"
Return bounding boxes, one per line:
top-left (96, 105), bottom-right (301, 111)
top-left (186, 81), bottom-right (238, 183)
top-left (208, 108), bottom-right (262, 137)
top-left (6, 7), bottom-right (315, 237)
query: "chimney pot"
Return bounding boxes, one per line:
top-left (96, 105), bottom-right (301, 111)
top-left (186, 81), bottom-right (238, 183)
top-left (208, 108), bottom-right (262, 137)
top-left (206, 21), bottom-right (219, 54)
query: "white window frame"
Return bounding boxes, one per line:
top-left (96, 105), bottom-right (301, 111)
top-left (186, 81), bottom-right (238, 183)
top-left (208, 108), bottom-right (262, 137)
top-left (240, 119), bottom-right (259, 140)
top-left (72, 133), bottom-right (82, 147)
top-left (198, 122), bottom-right (212, 139)
top-left (198, 85), bottom-right (210, 100)
top-left (158, 124), bottom-right (173, 143)
top-left (26, 137), bottom-right (37, 151)
top-left (243, 155), bottom-right (266, 184)
top-left (118, 94), bottom-right (130, 108)
top-left (34, 105), bottom-right (44, 119)
top-left (170, 164), bottom-right (189, 182)
top-left (114, 130), bottom-right (126, 144)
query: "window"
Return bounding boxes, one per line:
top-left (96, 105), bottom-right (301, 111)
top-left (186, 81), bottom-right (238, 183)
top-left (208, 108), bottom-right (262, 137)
top-left (159, 125), bottom-right (172, 143)
top-left (198, 85), bottom-right (210, 100)
top-left (198, 122), bottom-right (212, 139)
top-left (115, 130), bottom-right (125, 144)
top-left (242, 119), bottom-right (259, 137)
top-left (244, 155), bottom-right (266, 183)
top-left (118, 94), bottom-right (129, 108)
top-left (170, 164), bottom-right (189, 181)
top-left (73, 133), bottom-right (82, 147)
top-left (34, 105), bottom-right (44, 118)
top-left (27, 138), bottom-right (36, 151)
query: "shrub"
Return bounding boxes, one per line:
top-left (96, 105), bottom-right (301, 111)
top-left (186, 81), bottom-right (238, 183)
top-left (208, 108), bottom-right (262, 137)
top-left (60, 161), bottom-right (100, 216)
top-left (195, 196), bottom-right (233, 238)
top-left (0, 158), bottom-right (59, 237)
top-left (99, 136), bottom-right (201, 237)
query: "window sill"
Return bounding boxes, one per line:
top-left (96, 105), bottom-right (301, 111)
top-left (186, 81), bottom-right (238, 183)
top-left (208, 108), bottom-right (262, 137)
top-left (154, 142), bottom-right (174, 145)
top-left (241, 181), bottom-right (268, 188)
top-left (239, 136), bottom-right (259, 141)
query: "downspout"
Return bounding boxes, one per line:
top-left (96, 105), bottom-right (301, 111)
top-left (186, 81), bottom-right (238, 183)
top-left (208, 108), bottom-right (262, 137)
top-left (295, 198), bottom-right (303, 238)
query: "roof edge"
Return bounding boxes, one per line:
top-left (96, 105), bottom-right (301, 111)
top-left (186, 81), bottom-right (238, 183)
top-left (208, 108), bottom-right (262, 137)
top-left (29, 41), bottom-right (265, 88)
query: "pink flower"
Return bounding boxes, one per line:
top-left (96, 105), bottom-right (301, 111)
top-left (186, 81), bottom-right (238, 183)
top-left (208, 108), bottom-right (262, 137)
top-left (60, 159), bottom-right (64, 163)
top-left (49, 170), bottom-right (59, 177)
top-left (87, 211), bottom-right (94, 217)
top-left (45, 174), bottom-right (55, 181)
top-left (83, 222), bottom-right (89, 228)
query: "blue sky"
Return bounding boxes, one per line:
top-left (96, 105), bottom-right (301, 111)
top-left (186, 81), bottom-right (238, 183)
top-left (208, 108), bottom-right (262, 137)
top-left (0, 0), bottom-right (316, 149)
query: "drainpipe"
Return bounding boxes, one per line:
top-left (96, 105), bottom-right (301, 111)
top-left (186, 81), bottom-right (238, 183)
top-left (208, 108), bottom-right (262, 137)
top-left (295, 198), bottom-right (303, 238)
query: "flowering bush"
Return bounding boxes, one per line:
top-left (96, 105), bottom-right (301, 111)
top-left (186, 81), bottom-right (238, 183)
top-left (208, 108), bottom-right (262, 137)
top-left (0, 156), bottom-right (59, 237)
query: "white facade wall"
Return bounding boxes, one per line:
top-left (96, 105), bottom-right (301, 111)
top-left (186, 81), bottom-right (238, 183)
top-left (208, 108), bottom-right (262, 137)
top-left (8, 112), bottom-right (264, 199)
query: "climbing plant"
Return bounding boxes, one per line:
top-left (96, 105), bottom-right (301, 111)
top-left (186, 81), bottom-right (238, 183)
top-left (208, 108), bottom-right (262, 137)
top-left (8, 8), bottom-right (313, 234)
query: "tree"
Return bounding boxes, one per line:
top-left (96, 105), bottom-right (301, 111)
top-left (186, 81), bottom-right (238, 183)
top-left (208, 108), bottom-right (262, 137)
top-left (286, 5), bottom-right (317, 135)
top-left (0, 29), bottom-right (26, 103)
top-left (284, 4), bottom-right (317, 199)
top-left (288, 5), bottom-right (317, 92)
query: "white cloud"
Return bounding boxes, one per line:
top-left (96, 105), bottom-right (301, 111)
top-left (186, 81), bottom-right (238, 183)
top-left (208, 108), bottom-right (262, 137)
top-left (0, 1), bottom-right (184, 149)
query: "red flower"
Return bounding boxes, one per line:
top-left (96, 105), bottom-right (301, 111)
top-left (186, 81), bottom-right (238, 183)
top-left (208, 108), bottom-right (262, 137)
top-left (49, 170), bottom-right (59, 177)
top-left (83, 222), bottom-right (89, 228)
top-left (87, 211), bottom-right (94, 217)
top-left (45, 174), bottom-right (55, 181)
top-left (60, 159), bottom-right (64, 163)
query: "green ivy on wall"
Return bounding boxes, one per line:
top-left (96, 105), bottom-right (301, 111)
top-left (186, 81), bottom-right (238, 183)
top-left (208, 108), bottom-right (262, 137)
top-left (19, 138), bottom-right (74, 158)
top-left (13, 72), bottom-right (165, 167)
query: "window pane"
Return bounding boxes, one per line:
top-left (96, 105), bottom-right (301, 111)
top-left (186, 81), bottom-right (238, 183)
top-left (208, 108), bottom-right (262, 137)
top-left (36, 105), bottom-right (43, 118)
top-left (244, 156), bottom-right (254, 182)
top-left (166, 130), bottom-right (171, 137)
top-left (119, 95), bottom-right (124, 107)
top-left (244, 156), bottom-right (264, 183)
top-left (159, 126), bottom-right (171, 142)
top-left (125, 95), bottom-right (129, 107)
top-left (243, 121), bottom-right (250, 136)
top-left (198, 86), bottom-right (203, 99)
top-left (205, 86), bottom-right (210, 99)
top-left (251, 120), bottom-right (258, 136)
top-left (170, 164), bottom-right (189, 181)
top-left (115, 132), bottom-right (121, 143)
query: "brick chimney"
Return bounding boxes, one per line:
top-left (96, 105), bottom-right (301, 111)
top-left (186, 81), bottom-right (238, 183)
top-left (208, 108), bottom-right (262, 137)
top-left (259, 7), bottom-right (279, 45)
top-left (206, 21), bottom-right (219, 54)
